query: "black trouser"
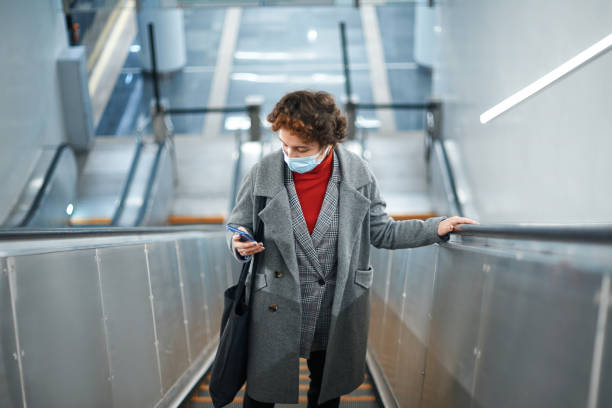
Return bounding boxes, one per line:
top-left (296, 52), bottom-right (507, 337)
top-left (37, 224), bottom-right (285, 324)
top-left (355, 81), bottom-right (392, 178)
top-left (243, 350), bottom-right (341, 408)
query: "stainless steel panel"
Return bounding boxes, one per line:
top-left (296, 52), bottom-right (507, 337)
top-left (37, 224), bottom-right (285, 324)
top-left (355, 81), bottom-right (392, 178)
top-left (220, 237), bottom-right (235, 290)
top-left (97, 244), bottom-right (161, 407)
top-left (386, 250), bottom-right (409, 318)
top-left (202, 236), bottom-right (227, 336)
top-left (378, 250), bottom-right (406, 357)
top-left (176, 238), bottom-right (208, 357)
top-left (0, 258), bottom-right (22, 408)
top-left (146, 241), bottom-right (189, 393)
top-left (394, 245), bottom-right (438, 408)
top-left (402, 245), bottom-right (438, 343)
top-left (376, 250), bottom-right (409, 389)
top-left (12, 250), bottom-right (112, 407)
top-left (371, 247), bottom-right (391, 297)
top-left (369, 248), bottom-right (392, 353)
top-left (196, 238), bottom-right (213, 343)
top-left (422, 247), bottom-right (487, 408)
top-left (472, 254), bottom-right (600, 408)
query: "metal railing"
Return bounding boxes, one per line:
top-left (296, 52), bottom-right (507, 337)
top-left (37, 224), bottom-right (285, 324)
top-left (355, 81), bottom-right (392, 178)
top-left (454, 223), bottom-right (612, 243)
top-left (135, 140), bottom-right (166, 226)
top-left (145, 23), bottom-right (262, 143)
top-left (0, 225), bottom-right (234, 407)
top-left (110, 139), bottom-right (144, 226)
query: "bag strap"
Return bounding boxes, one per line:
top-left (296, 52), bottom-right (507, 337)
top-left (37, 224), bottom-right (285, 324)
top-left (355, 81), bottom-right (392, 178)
top-left (234, 196), bottom-right (265, 304)
top-left (246, 196), bottom-right (265, 301)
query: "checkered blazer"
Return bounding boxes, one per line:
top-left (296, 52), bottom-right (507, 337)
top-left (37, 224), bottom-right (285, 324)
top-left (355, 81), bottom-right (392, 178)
top-left (284, 152), bottom-right (340, 359)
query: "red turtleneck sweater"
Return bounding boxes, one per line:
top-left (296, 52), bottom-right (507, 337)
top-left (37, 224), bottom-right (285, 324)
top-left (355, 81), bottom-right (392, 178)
top-left (293, 150), bottom-right (334, 234)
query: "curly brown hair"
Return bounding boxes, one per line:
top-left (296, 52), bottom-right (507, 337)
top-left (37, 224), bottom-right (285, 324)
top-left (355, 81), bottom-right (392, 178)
top-left (266, 90), bottom-right (347, 146)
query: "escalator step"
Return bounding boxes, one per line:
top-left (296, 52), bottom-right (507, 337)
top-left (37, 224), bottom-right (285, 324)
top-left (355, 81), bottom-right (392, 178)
top-left (182, 358), bottom-right (382, 408)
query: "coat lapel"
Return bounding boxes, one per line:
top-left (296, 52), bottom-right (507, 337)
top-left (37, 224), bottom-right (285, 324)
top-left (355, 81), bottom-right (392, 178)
top-left (253, 150), bottom-right (300, 279)
top-left (257, 188), bottom-right (300, 279)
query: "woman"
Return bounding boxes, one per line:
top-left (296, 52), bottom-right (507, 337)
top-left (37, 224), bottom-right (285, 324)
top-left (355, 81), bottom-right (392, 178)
top-left (227, 90), bottom-right (478, 408)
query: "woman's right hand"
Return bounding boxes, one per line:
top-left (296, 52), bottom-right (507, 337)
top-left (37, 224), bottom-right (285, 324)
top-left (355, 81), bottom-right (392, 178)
top-left (232, 226), bottom-right (265, 257)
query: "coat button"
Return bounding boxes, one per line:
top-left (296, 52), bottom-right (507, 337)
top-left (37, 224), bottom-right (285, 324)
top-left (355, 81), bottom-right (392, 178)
top-left (318, 278), bottom-right (325, 286)
top-left (269, 304), bottom-right (278, 312)
top-left (274, 270), bottom-right (283, 278)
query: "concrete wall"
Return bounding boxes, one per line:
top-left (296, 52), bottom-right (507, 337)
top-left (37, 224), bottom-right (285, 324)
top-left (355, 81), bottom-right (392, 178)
top-left (433, 1), bottom-right (612, 223)
top-left (0, 0), bottom-right (69, 223)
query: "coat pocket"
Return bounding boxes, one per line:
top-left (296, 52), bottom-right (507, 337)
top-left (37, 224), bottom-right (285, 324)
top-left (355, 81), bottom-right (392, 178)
top-left (354, 266), bottom-right (374, 289)
top-left (252, 272), bottom-right (268, 292)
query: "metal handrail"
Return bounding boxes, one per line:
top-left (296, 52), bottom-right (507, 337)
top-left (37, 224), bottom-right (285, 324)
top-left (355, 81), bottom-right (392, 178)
top-left (355, 102), bottom-right (434, 110)
top-left (166, 106), bottom-right (248, 115)
top-left (5, 223), bottom-right (609, 243)
top-left (110, 140), bottom-right (144, 226)
top-left (0, 225), bottom-right (222, 240)
top-left (19, 143), bottom-right (71, 227)
top-left (134, 141), bottom-right (166, 226)
top-left (435, 139), bottom-right (464, 217)
top-left (453, 223), bottom-right (612, 243)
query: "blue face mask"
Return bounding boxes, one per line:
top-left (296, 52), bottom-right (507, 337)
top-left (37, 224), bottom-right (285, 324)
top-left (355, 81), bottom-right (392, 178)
top-left (283, 146), bottom-right (330, 174)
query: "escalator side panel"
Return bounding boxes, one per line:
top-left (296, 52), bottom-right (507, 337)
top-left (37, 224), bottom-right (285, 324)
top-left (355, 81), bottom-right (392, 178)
top-left (371, 238), bottom-right (608, 408)
top-left (375, 251), bottom-right (409, 392)
top-left (599, 309), bottom-right (612, 407)
top-left (177, 238), bottom-right (210, 360)
top-left (146, 240), bottom-right (190, 393)
top-left (395, 245), bottom-right (437, 408)
top-left (97, 244), bottom-right (162, 407)
top-left (421, 248), bottom-right (485, 408)
top-left (472, 252), bottom-right (599, 407)
top-left (369, 248), bottom-right (392, 355)
top-left (11, 250), bottom-right (113, 407)
top-left (0, 258), bottom-right (23, 408)
top-left (202, 236), bottom-right (226, 339)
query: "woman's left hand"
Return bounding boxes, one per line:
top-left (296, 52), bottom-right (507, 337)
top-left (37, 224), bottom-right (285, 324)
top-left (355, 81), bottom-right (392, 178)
top-left (438, 216), bottom-right (479, 236)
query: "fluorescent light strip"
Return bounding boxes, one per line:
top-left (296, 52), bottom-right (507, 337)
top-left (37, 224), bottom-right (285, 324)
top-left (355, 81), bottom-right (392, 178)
top-left (480, 33), bottom-right (612, 124)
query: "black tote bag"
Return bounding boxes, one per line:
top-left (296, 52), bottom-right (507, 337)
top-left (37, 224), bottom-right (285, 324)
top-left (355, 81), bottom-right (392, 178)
top-left (209, 197), bottom-right (265, 408)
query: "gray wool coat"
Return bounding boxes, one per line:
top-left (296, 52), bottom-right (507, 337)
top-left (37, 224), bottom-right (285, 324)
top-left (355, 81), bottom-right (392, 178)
top-left (226, 144), bottom-right (449, 405)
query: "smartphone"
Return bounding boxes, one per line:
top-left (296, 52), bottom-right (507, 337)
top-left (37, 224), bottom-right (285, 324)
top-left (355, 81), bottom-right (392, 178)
top-left (226, 225), bottom-right (256, 242)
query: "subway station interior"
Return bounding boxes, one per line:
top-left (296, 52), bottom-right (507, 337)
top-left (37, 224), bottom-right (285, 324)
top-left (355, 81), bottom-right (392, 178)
top-left (1, 0), bottom-right (612, 407)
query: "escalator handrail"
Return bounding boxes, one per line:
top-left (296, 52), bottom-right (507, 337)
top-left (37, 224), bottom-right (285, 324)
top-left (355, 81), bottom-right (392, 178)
top-left (3, 223), bottom-right (611, 243)
top-left (110, 140), bottom-right (144, 226)
top-left (134, 141), bottom-right (166, 226)
top-left (0, 225), bottom-right (223, 241)
top-left (19, 143), bottom-right (71, 227)
top-left (435, 139), bottom-right (465, 217)
top-left (453, 223), bottom-right (612, 243)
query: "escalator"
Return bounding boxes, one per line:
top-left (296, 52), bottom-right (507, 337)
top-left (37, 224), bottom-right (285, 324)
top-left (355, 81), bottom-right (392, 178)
top-left (70, 136), bottom-right (173, 227)
top-left (182, 360), bottom-right (381, 407)
top-left (1, 125), bottom-right (611, 408)
top-left (1, 136), bottom-right (173, 229)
